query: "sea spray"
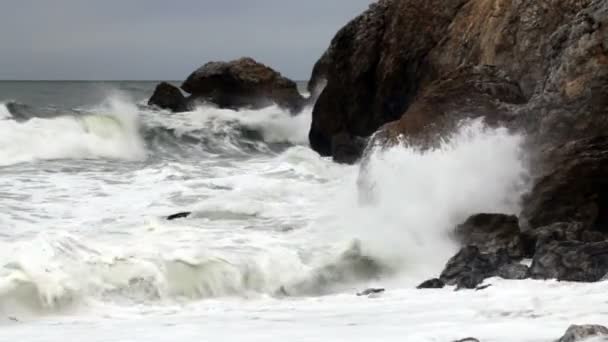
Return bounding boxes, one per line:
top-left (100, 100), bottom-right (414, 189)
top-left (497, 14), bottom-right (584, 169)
top-left (322, 119), bottom-right (530, 284)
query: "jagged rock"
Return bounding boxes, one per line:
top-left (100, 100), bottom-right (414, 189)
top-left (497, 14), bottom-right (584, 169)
top-left (556, 325), bottom-right (608, 342)
top-left (521, 222), bottom-right (607, 257)
top-left (439, 246), bottom-right (513, 289)
top-left (375, 65), bottom-right (525, 148)
top-left (529, 240), bottom-right (608, 282)
top-left (148, 82), bottom-right (188, 112)
top-left (521, 136), bottom-right (608, 233)
top-left (309, 0), bottom-right (607, 162)
top-left (416, 278), bottom-right (445, 289)
top-left (453, 213), bottom-right (525, 258)
top-left (181, 57), bottom-right (304, 113)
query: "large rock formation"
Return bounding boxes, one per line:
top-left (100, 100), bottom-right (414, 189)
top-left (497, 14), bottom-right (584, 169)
top-left (181, 57), bottom-right (305, 113)
top-left (309, 0), bottom-right (608, 161)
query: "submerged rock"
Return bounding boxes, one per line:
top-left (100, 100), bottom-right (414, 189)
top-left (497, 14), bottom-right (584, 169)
top-left (181, 57), bottom-right (305, 113)
top-left (556, 325), bottom-right (608, 342)
top-left (148, 82), bottom-right (188, 113)
top-left (356, 288), bottom-right (385, 296)
top-left (166, 212), bottom-right (191, 221)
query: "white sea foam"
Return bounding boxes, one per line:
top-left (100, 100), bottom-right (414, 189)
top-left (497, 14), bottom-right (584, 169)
top-left (319, 119), bottom-right (529, 283)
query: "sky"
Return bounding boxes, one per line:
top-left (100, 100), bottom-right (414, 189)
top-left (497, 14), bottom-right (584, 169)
top-left (0, 0), bottom-right (374, 81)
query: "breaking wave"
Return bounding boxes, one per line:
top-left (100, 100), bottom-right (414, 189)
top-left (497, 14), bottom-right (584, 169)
top-left (0, 118), bottom-right (529, 316)
top-left (0, 98), bottom-right (312, 166)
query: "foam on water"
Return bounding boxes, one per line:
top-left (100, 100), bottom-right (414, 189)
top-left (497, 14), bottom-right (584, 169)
top-left (0, 118), bottom-right (530, 316)
top-left (1, 90), bottom-right (589, 341)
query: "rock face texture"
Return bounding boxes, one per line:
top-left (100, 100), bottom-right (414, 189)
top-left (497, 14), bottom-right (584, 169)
top-left (148, 82), bottom-right (188, 112)
top-left (454, 213), bottom-right (524, 258)
top-left (556, 325), bottom-right (608, 342)
top-left (182, 57), bottom-right (305, 113)
top-left (521, 136), bottom-right (608, 232)
top-left (530, 240), bottom-right (608, 282)
top-left (309, 0), bottom-right (608, 160)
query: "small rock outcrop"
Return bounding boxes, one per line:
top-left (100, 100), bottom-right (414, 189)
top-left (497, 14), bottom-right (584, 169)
top-left (181, 57), bottom-right (305, 113)
top-left (148, 82), bottom-right (188, 112)
top-left (556, 325), bottom-right (608, 342)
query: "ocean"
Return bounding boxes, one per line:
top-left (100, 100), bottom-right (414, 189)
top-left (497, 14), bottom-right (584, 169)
top-left (0, 81), bottom-right (604, 342)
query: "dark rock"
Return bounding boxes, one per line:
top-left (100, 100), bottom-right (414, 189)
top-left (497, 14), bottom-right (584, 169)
top-left (167, 212), bottom-right (191, 221)
top-left (356, 288), bottom-right (385, 296)
top-left (454, 213), bottom-right (524, 258)
top-left (521, 136), bottom-right (608, 233)
top-left (439, 246), bottom-right (512, 289)
top-left (556, 325), bottom-right (608, 342)
top-left (521, 222), bottom-right (607, 257)
top-left (148, 82), bottom-right (188, 112)
top-left (181, 57), bottom-right (305, 113)
top-left (375, 65), bottom-right (525, 148)
top-left (331, 132), bottom-right (367, 164)
top-left (308, 0), bottom-right (395, 157)
top-left (496, 263), bottom-right (529, 280)
top-left (529, 240), bottom-right (608, 282)
top-left (454, 339), bottom-right (480, 342)
top-left (309, 0), bottom-right (607, 163)
top-left (416, 278), bottom-right (445, 289)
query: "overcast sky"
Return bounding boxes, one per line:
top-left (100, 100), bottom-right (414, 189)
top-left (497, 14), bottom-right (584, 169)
top-left (0, 0), bottom-right (374, 81)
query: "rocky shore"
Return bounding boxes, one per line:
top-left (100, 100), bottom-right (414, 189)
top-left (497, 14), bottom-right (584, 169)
top-left (148, 0), bottom-right (608, 292)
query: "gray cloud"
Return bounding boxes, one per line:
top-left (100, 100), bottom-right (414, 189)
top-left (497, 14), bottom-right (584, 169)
top-left (0, 0), bottom-right (374, 80)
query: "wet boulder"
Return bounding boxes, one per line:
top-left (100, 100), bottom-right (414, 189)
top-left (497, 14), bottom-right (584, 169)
top-left (148, 82), bottom-right (188, 112)
top-left (529, 240), bottom-right (608, 282)
top-left (454, 213), bottom-right (525, 258)
top-left (439, 246), bottom-right (515, 289)
top-left (181, 57), bottom-right (305, 113)
top-left (556, 325), bottom-right (608, 342)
